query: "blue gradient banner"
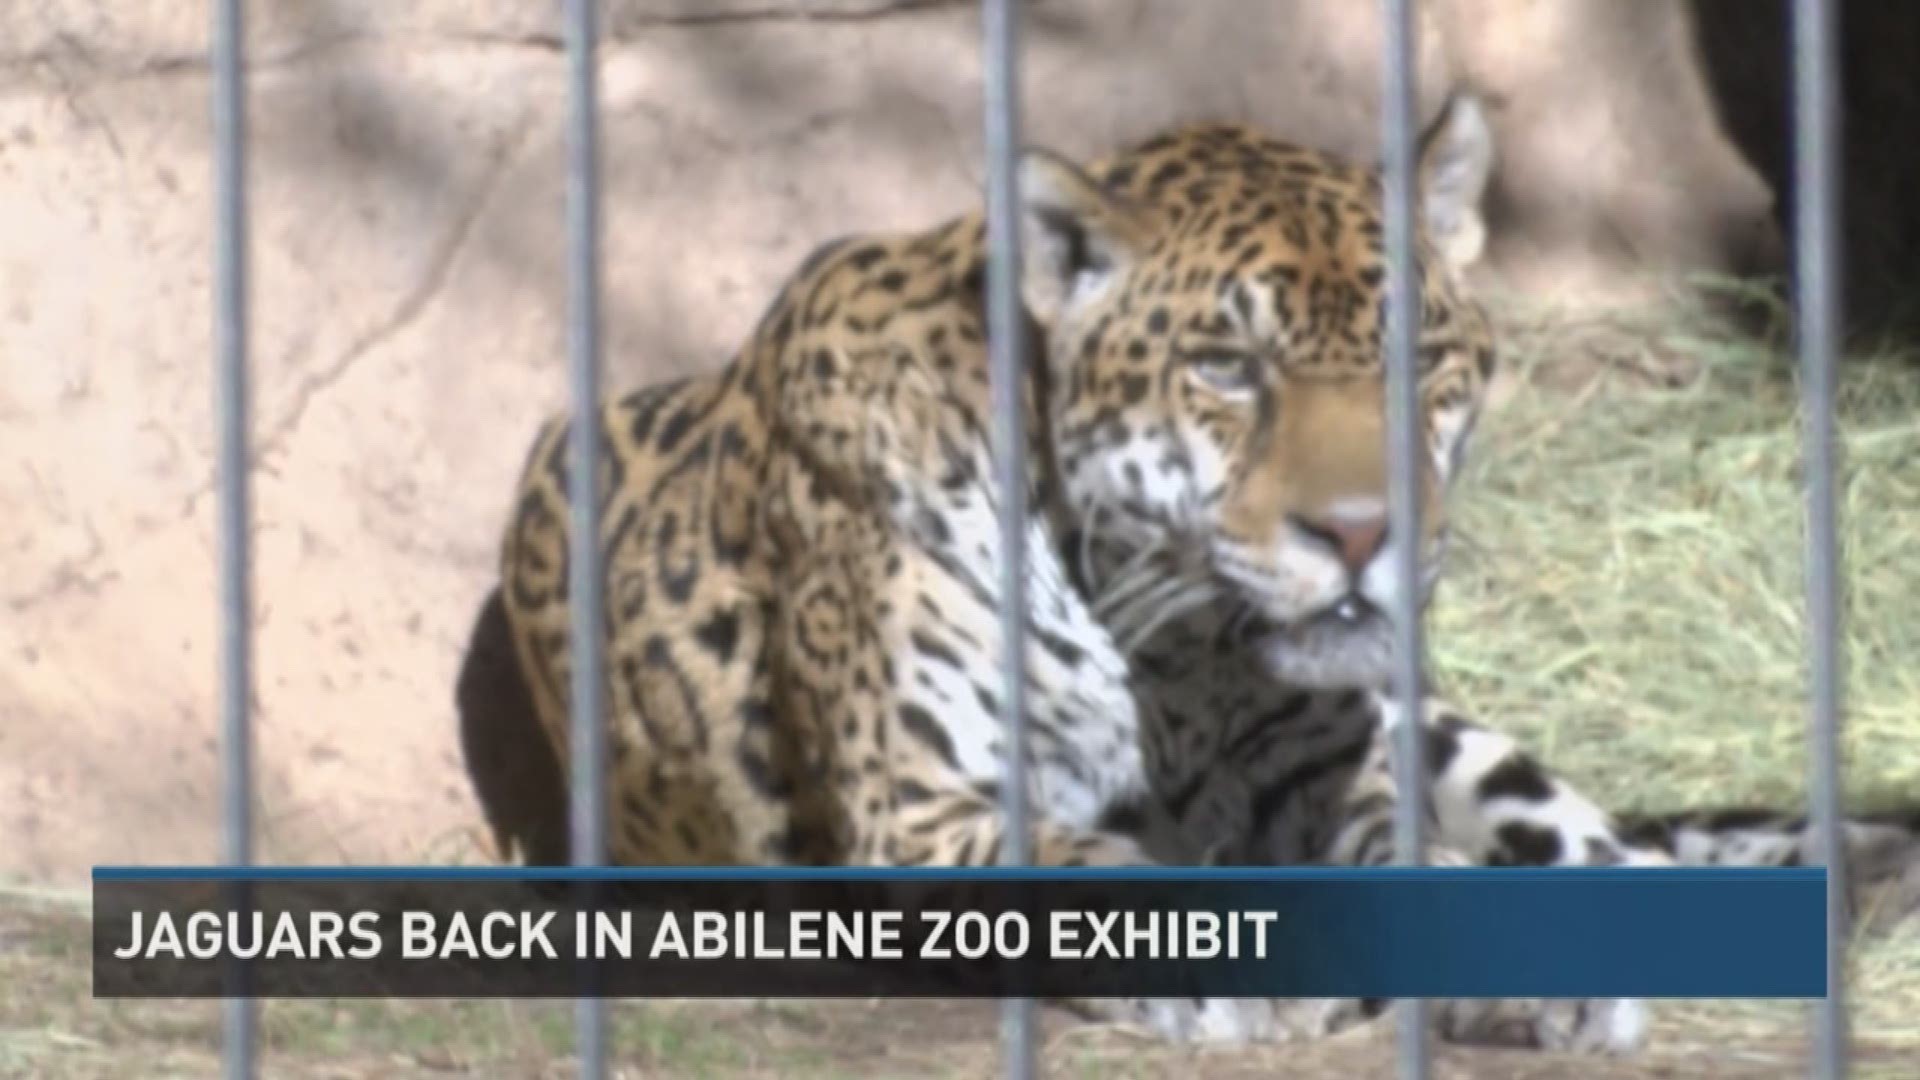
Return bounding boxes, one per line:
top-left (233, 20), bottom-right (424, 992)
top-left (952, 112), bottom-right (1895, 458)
top-left (91, 867), bottom-right (1825, 999)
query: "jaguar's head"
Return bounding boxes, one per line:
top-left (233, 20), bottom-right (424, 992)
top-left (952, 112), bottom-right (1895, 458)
top-left (1019, 97), bottom-right (1497, 689)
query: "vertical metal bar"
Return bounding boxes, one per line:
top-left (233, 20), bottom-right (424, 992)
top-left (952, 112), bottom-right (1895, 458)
top-left (1379, 2), bottom-right (1430, 1079)
top-left (1790, 0), bottom-right (1849, 1076)
top-left (981, 0), bottom-right (1035, 1077)
top-left (211, 0), bottom-right (256, 1076)
top-left (563, 0), bottom-right (609, 1075)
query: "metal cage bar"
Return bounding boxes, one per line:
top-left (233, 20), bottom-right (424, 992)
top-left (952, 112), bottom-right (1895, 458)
top-left (211, 0), bottom-right (257, 1075)
top-left (1379, 1), bottom-right (1432, 1078)
top-left (981, 0), bottom-right (1037, 1077)
top-left (1790, 0), bottom-right (1849, 1076)
top-left (563, 0), bottom-right (610, 1076)
top-left (192, 1), bottom-right (1857, 1077)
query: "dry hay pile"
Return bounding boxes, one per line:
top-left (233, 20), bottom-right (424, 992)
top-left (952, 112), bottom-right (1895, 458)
top-left (1431, 288), bottom-right (1920, 1058)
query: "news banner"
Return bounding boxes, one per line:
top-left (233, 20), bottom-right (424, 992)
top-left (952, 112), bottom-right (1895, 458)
top-left (93, 866), bottom-right (1828, 1000)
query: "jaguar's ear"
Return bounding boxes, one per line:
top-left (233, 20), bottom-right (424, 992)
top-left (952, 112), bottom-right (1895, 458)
top-left (1417, 93), bottom-right (1496, 271)
top-left (1017, 148), bottom-right (1147, 326)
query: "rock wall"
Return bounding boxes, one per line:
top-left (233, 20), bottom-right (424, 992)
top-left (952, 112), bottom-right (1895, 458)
top-left (0, 0), bottom-right (1786, 883)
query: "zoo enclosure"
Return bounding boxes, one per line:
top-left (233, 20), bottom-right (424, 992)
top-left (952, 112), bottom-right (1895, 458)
top-left (205, 0), bottom-right (1853, 1077)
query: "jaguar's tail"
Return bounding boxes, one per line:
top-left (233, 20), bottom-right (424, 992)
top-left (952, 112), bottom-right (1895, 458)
top-left (454, 586), bottom-right (571, 868)
top-left (1616, 805), bottom-right (1920, 921)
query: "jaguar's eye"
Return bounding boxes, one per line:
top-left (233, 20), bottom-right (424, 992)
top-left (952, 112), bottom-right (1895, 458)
top-left (1184, 351), bottom-right (1260, 396)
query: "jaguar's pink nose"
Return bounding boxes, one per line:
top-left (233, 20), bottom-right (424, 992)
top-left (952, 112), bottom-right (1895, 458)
top-left (1292, 512), bottom-right (1389, 576)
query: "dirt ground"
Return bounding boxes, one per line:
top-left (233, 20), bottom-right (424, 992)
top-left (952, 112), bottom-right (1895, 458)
top-left (9, 892), bottom-right (1914, 1080)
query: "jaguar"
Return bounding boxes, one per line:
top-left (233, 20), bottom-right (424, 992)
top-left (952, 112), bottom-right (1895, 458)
top-left (459, 95), bottom-right (1918, 1051)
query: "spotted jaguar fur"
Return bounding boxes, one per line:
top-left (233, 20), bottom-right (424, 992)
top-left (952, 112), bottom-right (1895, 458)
top-left (462, 95), bottom-right (1919, 1052)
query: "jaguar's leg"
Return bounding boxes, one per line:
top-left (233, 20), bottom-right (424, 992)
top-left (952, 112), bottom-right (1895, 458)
top-left (854, 789), bottom-right (1326, 1045)
top-left (1312, 694), bottom-right (1654, 1055)
top-left (1399, 696), bottom-right (1673, 869)
top-left (1414, 697), bottom-right (1920, 921)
